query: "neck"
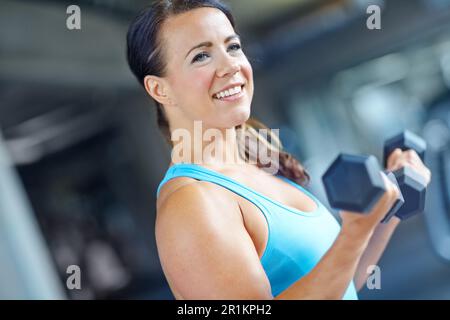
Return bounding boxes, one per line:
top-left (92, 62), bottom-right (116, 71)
top-left (169, 120), bottom-right (246, 168)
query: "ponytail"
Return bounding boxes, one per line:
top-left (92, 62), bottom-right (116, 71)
top-left (237, 118), bottom-right (310, 186)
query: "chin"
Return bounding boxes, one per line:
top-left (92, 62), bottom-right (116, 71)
top-left (229, 104), bottom-right (251, 127)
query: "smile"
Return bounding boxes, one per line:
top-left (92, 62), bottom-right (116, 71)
top-left (213, 85), bottom-right (245, 101)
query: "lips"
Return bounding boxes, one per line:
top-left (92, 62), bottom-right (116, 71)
top-left (212, 82), bottom-right (245, 96)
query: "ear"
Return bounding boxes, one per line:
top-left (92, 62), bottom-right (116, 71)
top-left (144, 75), bottom-right (172, 106)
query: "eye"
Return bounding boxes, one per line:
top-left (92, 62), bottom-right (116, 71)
top-left (192, 52), bottom-right (210, 63)
top-left (228, 43), bottom-right (242, 52)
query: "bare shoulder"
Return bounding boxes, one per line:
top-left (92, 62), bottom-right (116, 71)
top-left (155, 178), bottom-right (245, 259)
top-left (154, 177), bottom-right (272, 299)
top-left (156, 177), bottom-right (241, 223)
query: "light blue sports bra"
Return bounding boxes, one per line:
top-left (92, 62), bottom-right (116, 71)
top-left (157, 163), bottom-right (358, 300)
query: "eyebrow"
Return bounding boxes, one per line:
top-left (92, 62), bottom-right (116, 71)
top-left (185, 34), bottom-right (241, 59)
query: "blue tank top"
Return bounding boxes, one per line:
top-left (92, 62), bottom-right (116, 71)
top-left (157, 163), bottom-right (358, 300)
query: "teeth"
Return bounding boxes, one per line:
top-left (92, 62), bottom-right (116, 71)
top-left (215, 86), bottom-right (243, 99)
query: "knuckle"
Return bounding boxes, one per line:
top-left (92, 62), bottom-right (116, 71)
top-left (389, 150), bottom-right (400, 161)
top-left (406, 150), bottom-right (416, 159)
top-left (385, 183), bottom-right (399, 198)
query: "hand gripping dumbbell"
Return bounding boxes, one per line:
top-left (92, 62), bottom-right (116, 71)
top-left (322, 131), bottom-right (427, 223)
top-left (382, 130), bottom-right (427, 221)
top-left (322, 154), bottom-right (404, 223)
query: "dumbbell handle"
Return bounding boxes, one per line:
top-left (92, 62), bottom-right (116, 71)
top-left (380, 171), bottom-right (404, 223)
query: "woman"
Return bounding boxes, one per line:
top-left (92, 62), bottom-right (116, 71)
top-left (126, 0), bottom-right (431, 299)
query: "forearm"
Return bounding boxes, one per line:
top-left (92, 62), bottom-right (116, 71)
top-left (274, 226), bottom-right (373, 300)
top-left (353, 217), bottom-right (400, 291)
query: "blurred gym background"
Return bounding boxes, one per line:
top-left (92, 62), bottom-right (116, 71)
top-left (1, 0), bottom-right (450, 299)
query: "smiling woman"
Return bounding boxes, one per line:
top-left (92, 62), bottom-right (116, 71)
top-left (124, 0), bottom-right (419, 300)
top-left (126, 0), bottom-right (308, 185)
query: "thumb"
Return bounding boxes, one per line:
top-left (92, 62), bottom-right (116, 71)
top-left (387, 148), bottom-right (402, 169)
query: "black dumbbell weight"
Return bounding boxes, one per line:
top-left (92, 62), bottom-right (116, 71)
top-left (322, 154), bottom-right (404, 220)
top-left (383, 131), bottom-right (427, 221)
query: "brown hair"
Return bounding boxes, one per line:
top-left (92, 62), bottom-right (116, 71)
top-left (126, 0), bottom-right (310, 186)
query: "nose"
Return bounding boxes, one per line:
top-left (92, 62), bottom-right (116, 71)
top-left (216, 55), bottom-right (241, 78)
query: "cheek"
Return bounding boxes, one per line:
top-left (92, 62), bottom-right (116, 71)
top-left (243, 58), bottom-right (253, 77)
top-left (181, 69), bottom-right (214, 98)
top-left (242, 61), bottom-right (254, 93)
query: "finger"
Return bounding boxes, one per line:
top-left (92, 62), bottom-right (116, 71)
top-left (405, 159), bottom-right (419, 168)
top-left (406, 150), bottom-right (425, 168)
top-left (380, 173), bottom-right (399, 199)
top-left (368, 178), bottom-right (397, 222)
top-left (387, 148), bottom-right (402, 169)
top-left (405, 149), bottom-right (420, 159)
top-left (405, 150), bottom-right (422, 163)
top-left (390, 157), bottom-right (405, 172)
top-left (380, 173), bottom-right (400, 204)
top-left (400, 154), bottom-right (425, 172)
top-left (392, 151), bottom-right (419, 171)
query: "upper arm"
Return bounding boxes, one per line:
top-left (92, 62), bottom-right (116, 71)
top-left (155, 182), bottom-right (272, 300)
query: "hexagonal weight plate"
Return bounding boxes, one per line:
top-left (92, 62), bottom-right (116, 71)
top-left (322, 154), bottom-right (385, 213)
top-left (393, 166), bottom-right (427, 220)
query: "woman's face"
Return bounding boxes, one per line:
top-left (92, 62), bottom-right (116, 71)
top-left (160, 7), bottom-right (254, 129)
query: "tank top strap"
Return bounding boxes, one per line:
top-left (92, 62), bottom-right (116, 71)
top-left (157, 163), bottom-right (267, 209)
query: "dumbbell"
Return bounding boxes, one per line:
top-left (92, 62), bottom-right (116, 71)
top-left (322, 154), bottom-right (404, 222)
top-left (382, 130), bottom-right (427, 221)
